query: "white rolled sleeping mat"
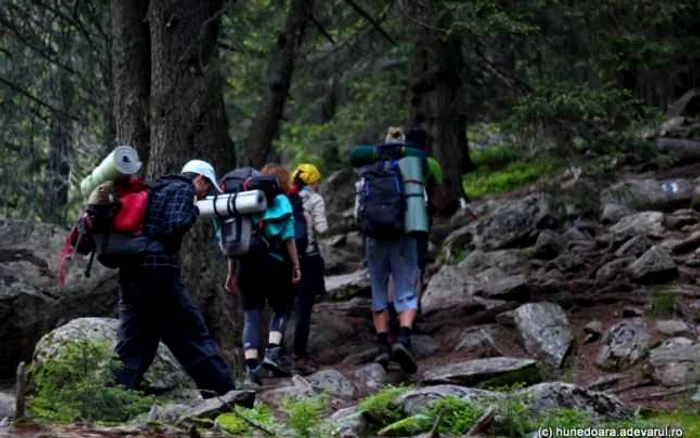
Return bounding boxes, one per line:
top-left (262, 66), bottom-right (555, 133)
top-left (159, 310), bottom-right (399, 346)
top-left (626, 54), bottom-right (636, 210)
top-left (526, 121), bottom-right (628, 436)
top-left (80, 145), bottom-right (142, 197)
top-left (196, 190), bottom-right (268, 219)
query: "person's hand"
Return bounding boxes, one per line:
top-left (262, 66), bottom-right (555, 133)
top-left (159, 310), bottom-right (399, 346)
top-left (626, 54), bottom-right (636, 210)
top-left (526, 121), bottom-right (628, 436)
top-left (291, 265), bottom-right (302, 284)
top-left (224, 275), bottom-right (238, 294)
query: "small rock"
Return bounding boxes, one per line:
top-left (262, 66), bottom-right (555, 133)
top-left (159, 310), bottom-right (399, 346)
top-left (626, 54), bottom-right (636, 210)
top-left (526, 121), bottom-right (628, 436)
top-left (615, 235), bottom-right (653, 258)
top-left (422, 357), bottom-right (541, 388)
top-left (178, 390), bottom-right (255, 422)
top-left (307, 369), bottom-right (356, 399)
top-left (0, 416), bottom-right (8, 428)
top-left (397, 385), bottom-right (503, 416)
top-left (0, 393), bottom-right (14, 419)
top-left (656, 320), bottom-right (690, 336)
top-left (584, 321), bottom-right (604, 344)
top-left (629, 247), bottom-right (678, 284)
top-left (514, 302), bottom-right (574, 368)
top-left (412, 334), bottom-right (437, 359)
top-left (622, 306), bottom-right (645, 317)
top-left (596, 318), bottom-right (650, 371)
top-left (328, 406), bottom-right (367, 438)
top-left (609, 212), bottom-right (665, 241)
top-left (473, 269), bottom-right (531, 301)
top-left (533, 230), bottom-right (566, 260)
top-left (670, 230), bottom-right (700, 254)
top-left (496, 310), bottom-right (517, 327)
top-left (601, 204), bottom-right (633, 225)
top-left (456, 325), bottom-right (500, 356)
top-left (353, 364), bottom-right (389, 393)
top-left (685, 302), bottom-right (700, 322)
top-left (596, 258), bottom-right (635, 285)
top-left (515, 383), bottom-right (631, 422)
top-left (260, 386), bottom-right (315, 409)
top-left (563, 226), bottom-right (590, 242)
top-left (325, 270), bottom-right (371, 300)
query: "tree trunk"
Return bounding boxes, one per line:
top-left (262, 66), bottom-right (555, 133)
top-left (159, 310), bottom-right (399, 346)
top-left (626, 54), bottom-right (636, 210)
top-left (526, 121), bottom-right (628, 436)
top-left (147, 0), bottom-right (238, 364)
top-left (241, 0), bottom-right (314, 169)
top-left (408, 0), bottom-right (474, 212)
top-left (46, 39), bottom-right (74, 224)
top-left (112, 0), bottom-right (151, 164)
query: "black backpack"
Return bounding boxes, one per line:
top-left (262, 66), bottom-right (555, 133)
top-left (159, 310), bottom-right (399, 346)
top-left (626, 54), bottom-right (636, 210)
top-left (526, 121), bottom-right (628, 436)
top-left (289, 192), bottom-right (309, 255)
top-left (358, 159), bottom-right (405, 240)
top-left (217, 168), bottom-right (281, 258)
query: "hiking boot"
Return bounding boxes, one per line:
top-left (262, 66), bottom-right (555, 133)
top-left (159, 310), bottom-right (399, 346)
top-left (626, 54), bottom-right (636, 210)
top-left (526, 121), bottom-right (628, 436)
top-left (292, 356), bottom-right (318, 376)
top-left (262, 346), bottom-right (291, 377)
top-left (391, 342), bottom-right (418, 374)
top-left (243, 365), bottom-right (262, 389)
top-left (375, 342), bottom-right (391, 369)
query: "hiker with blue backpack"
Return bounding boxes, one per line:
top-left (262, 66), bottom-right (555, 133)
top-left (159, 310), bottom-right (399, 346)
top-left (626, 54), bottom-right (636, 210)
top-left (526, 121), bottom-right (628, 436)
top-left (219, 164), bottom-right (302, 387)
top-left (352, 127), bottom-right (424, 374)
top-left (288, 163), bottom-right (328, 373)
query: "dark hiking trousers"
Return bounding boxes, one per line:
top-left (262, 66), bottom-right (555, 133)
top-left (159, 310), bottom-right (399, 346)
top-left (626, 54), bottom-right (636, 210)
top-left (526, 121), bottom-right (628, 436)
top-left (115, 266), bottom-right (235, 398)
top-left (294, 250), bottom-right (325, 357)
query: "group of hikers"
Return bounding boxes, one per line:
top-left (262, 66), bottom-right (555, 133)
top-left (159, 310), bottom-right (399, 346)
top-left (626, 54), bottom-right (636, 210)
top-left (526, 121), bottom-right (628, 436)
top-left (80, 124), bottom-right (444, 398)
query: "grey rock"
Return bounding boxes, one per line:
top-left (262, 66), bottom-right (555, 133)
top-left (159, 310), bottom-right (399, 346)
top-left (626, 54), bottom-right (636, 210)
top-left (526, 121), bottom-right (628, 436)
top-left (533, 230), bottom-right (566, 260)
top-left (353, 364), bottom-right (389, 393)
top-left (584, 321), bottom-right (604, 344)
top-left (178, 390), bottom-right (255, 421)
top-left (587, 374), bottom-right (625, 392)
top-left (601, 179), bottom-right (693, 213)
top-left (596, 257), bottom-right (635, 284)
top-left (473, 270), bottom-right (531, 301)
top-left (664, 209), bottom-right (700, 231)
top-left (601, 204), bottom-right (634, 225)
top-left (621, 306), bottom-right (645, 318)
top-left (422, 357), bottom-right (540, 388)
top-left (0, 393), bottom-right (14, 419)
top-left (461, 249), bottom-right (528, 276)
top-left (259, 386), bottom-right (316, 409)
top-left (629, 247), bottom-right (678, 284)
top-left (472, 194), bottom-right (559, 251)
top-left (649, 340), bottom-right (700, 386)
top-left (685, 301), bottom-right (700, 322)
top-left (563, 226), bottom-right (590, 242)
top-left (656, 320), bottom-right (691, 336)
top-left (412, 334), bottom-right (437, 359)
top-left (328, 406), bottom-right (367, 438)
top-left (515, 382), bottom-right (632, 422)
top-left (0, 220), bottom-right (119, 376)
top-left (31, 317), bottom-right (195, 393)
top-left (397, 385), bottom-right (503, 416)
top-left (319, 169), bottom-right (360, 233)
top-left (456, 325), bottom-right (500, 356)
top-left (670, 230), bottom-right (700, 254)
top-left (421, 265), bottom-right (506, 318)
top-left (325, 270), bottom-right (371, 301)
top-left (496, 310), bottom-right (517, 328)
top-left (596, 318), bottom-right (650, 371)
top-left (440, 224), bottom-right (474, 263)
top-left (307, 369), bottom-right (356, 399)
top-left (615, 235), bottom-right (653, 257)
top-left (609, 212), bottom-right (666, 241)
top-left (514, 302), bottom-right (574, 368)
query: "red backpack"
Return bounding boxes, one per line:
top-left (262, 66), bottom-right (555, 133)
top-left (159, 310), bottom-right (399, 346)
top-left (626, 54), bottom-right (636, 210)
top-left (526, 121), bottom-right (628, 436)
top-left (57, 177), bottom-right (150, 287)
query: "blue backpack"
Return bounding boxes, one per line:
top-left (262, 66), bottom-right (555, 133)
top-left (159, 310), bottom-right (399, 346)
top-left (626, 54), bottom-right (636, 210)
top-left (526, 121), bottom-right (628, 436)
top-left (358, 160), bottom-right (405, 240)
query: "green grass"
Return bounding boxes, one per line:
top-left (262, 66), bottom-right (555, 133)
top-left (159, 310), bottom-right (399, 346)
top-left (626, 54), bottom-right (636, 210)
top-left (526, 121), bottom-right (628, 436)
top-left (649, 289), bottom-right (677, 317)
top-left (358, 385), bottom-right (412, 425)
top-left (463, 158), bottom-right (561, 200)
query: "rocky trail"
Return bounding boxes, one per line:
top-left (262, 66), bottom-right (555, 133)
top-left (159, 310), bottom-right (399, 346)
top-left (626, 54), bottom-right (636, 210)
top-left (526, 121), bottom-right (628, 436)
top-left (4, 118), bottom-right (700, 436)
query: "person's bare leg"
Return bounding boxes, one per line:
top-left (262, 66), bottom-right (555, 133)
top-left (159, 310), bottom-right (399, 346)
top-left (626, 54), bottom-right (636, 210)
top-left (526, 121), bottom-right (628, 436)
top-left (373, 309), bottom-right (389, 332)
top-left (399, 308), bottom-right (417, 329)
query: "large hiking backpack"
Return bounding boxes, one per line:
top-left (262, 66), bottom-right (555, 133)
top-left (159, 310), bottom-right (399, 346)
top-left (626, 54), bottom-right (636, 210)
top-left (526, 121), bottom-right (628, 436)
top-left (217, 168), bottom-right (282, 258)
top-left (358, 159), bottom-right (405, 240)
top-left (289, 192), bottom-right (309, 255)
top-left (58, 177), bottom-right (153, 286)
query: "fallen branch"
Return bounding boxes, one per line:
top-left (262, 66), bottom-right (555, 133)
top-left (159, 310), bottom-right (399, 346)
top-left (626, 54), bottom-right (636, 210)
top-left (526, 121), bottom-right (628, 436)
top-left (607, 379), bottom-right (653, 395)
top-left (627, 385), bottom-right (693, 402)
top-left (344, 0), bottom-right (396, 45)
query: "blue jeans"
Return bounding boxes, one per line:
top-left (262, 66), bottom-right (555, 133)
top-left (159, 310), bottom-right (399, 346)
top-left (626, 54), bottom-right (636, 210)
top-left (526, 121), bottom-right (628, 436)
top-left (365, 236), bottom-right (419, 314)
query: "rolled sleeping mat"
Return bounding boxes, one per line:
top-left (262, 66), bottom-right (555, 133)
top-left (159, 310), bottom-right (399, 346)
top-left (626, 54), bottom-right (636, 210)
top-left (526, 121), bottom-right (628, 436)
top-left (196, 190), bottom-right (268, 219)
top-left (80, 146), bottom-right (142, 197)
top-left (349, 144), bottom-right (427, 167)
top-left (349, 145), bottom-right (378, 167)
top-left (398, 156), bottom-right (429, 234)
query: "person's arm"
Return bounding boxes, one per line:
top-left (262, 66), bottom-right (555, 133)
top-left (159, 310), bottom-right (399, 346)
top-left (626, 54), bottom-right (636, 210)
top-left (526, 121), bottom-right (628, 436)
top-left (285, 238), bottom-right (301, 283)
top-left (310, 193), bottom-right (329, 235)
top-left (161, 183), bottom-right (199, 236)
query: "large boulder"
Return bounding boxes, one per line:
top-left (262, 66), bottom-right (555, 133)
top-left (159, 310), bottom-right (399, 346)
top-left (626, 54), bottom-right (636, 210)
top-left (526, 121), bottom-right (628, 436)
top-left (596, 318), bottom-right (651, 371)
top-left (31, 317), bottom-right (195, 393)
top-left (319, 169), bottom-right (358, 234)
top-left (514, 302), bottom-right (574, 368)
top-left (471, 194), bottom-right (559, 251)
top-left (629, 246), bottom-right (678, 284)
top-left (0, 220), bottom-right (119, 377)
top-left (649, 338), bottom-right (700, 387)
top-left (307, 369), bottom-right (356, 399)
top-left (325, 270), bottom-right (371, 301)
top-left (421, 265), bottom-right (506, 318)
top-left (422, 357), bottom-right (540, 388)
top-left (609, 212), bottom-right (666, 241)
top-left (600, 179), bottom-right (693, 213)
top-left (515, 383), bottom-right (631, 422)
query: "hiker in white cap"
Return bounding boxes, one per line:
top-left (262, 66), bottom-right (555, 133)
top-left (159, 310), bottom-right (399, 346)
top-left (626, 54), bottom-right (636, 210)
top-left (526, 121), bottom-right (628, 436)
top-left (113, 158), bottom-right (236, 399)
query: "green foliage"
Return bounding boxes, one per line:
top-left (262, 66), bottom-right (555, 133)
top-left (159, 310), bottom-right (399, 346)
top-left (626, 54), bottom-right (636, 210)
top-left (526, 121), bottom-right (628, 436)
top-left (463, 158), bottom-right (560, 200)
top-left (216, 404), bottom-right (286, 436)
top-left (282, 394), bottom-right (331, 438)
top-left (650, 289), bottom-right (677, 317)
top-left (539, 408), bottom-right (592, 430)
top-left (358, 385), bottom-right (411, 425)
top-left (378, 396), bottom-right (484, 436)
top-left (28, 340), bottom-right (154, 423)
